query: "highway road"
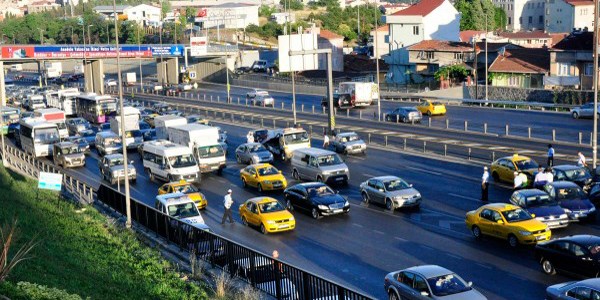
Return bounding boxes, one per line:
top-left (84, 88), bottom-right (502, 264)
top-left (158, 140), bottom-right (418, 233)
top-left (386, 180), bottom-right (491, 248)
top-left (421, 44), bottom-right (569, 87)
top-left (21, 118), bottom-right (600, 300)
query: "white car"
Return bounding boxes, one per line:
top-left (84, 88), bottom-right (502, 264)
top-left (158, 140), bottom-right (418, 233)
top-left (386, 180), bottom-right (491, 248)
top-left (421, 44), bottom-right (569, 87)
top-left (178, 83), bottom-right (192, 91)
top-left (105, 79), bottom-right (117, 87)
top-left (246, 89), bottom-right (269, 99)
top-left (253, 94), bottom-right (274, 107)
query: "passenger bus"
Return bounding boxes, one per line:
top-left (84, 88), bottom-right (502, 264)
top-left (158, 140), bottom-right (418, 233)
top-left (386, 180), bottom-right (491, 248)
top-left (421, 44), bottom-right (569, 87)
top-left (18, 118), bottom-right (60, 157)
top-left (1, 107), bottom-right (20, 135)
top-left (46, 88), bottom-right (80, 116)
top-left (33, 108), bottom-right (68, 140)
top-left (75, 94), bottom-right (117, 124)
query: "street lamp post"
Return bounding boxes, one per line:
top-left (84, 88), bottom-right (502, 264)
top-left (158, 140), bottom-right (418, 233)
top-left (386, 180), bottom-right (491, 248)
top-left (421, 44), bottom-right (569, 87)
top-left (38, 29), bottom-right (44, 45)
top-left (593, 0), bottom-right (599, 168)
top-left (112, 0), bottom-right (132, 229)
top-left (88, 25), bottom-right (94, 45)
top-left (138, 26), bottom-right (143, 91)
top-left (373, 1), bottom-right (381, 121)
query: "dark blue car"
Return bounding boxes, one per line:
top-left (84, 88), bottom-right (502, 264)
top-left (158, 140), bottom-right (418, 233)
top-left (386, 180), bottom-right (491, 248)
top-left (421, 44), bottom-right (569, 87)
top-left (544, 181), bottom-right (596, 221)
top-left (283, 182), bottom-right (349, 219)
top-left (509, 189), bottom-right (569, 229)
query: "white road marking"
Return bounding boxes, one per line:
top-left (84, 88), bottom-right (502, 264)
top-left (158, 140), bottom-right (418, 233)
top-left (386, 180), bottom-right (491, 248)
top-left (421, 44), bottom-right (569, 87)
top-left (406, 166), bottom-right (442, 176)
top-left (373, 230), bottom-right (385, 235)
top-left (352, 223), bottom-right (364, 228)
top-left (448, 193), bottom-right (481, 203)
top-left (394, 236), bottom-right (407, 242)
top-left (362, 173), bottom-right (376, 178)
top-left (476, 263), bottom-right (493, 270)
top-left (419, 244), bottom-right (434, 251)
top-left (446, 253), bottom-right (462, 260)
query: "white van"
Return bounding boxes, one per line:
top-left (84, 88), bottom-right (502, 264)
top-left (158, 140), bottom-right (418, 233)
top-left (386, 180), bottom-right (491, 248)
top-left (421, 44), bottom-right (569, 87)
top-left (142, 140), bottom-right (200, 183)
top-left (10, 64), bottom-right (23, 72)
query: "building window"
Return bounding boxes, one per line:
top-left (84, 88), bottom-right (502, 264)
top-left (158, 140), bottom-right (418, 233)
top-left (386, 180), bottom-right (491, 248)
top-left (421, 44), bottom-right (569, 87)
top-left (539, 15), bottom-right (543, 23)
top-left (454, 53), bottom-right (464, 60)
top-left (508, 17), bottom-right (512, 25)
top-left (413, 26), bottom-right (419, 35)
top-left (509, 76), bottom-right (519, 86)
top-left (558, 63), bottom-right (572, 76)
top-left (546, 8), bottom-right (550, 14)
top-left (585, 63), bottom-right (594, 76)
top-left (529, 16), bottom-right (532, 23)
top-left (425, 51), bottom-right (434, 59)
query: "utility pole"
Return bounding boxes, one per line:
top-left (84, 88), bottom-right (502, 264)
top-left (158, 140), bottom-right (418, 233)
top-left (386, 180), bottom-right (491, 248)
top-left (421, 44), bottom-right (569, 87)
top-left (88, 25), bottom-right (94, 45)
top-left (374, 1), bottom-right (381, 121)
top-left (82, 23), bottom-right (88, 91)
top-left (485, 14), bottom-right (488, 102)
top-left (138, 26), bottom-right (143, 91)
top-left (593, 0), bottom-right (599, 168)
top-left (113, 0), bottom-right (132, 229)
top-left (287, 0), bottom-right (297, 125)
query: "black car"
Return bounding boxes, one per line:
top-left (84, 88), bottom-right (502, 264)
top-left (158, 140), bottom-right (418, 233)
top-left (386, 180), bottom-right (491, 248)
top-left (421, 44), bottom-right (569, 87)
top-left (535, 235), bottom-right (600, 277)
top-left (321, 93), bottom-right (352, 109)
top-left (283, 182), bottom-right (349, 219)
top-left (553, 165), bottom-right (593, 191)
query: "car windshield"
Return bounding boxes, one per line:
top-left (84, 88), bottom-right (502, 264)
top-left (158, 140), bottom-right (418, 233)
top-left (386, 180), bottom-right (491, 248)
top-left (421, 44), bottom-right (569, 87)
top-left (317, 154), bottom-right (343, 166)
top-left (515, 159), bottom-right (539, 170)
top-left (307, 185), bottom-right (335, 197)
top-left (427, 274), bottom-right (471, 297)
top-left (103, 136), bottom-right (120, 145)
top-left (249, 144), bottom-right (267, 152)
top-left (258, 166), bottom-right (279, 176)
top-left (283, 132), bottom-right (309, 145)
top-left (168, 154), bottom-right (196, 168)
top-left (197, 145), bottom-right (225, 158)
top-left (62, 146), bottom-right (81, 154)
top-left (340, 134), bottom-right (360, 142)
top-left (258, 201), bottom-right (285, 213)
top-left (556, 187), bottom-right (587, 200)
top-left (33, 128), bottom-right (59, 144)
top-left (432, 102), bottom-right (443, 106)
top-left (81, 130), bottom-right (95, 138)
top-left (173, 184), bottom-right (198, 193)
top-left (384, 179), bottom-right (410, 191)
top-left (187, 117), bottom-right (198, 123)
top-left (501, 208), bottom-right (532, 222)
top-left (108, 157), bottom-right (124, 166)
top-left (71, 118), bottom-right (86, 125)
top-left (167, 202), bottom-right (199, 218)
top-left (56, 122), bottom-right (67, 130)
top-left (526, 195), bottom-right (556, 206)
top-left (139, 122), bottom-right (150, 130)
top-left (564, 168), bottom-right (591, 180)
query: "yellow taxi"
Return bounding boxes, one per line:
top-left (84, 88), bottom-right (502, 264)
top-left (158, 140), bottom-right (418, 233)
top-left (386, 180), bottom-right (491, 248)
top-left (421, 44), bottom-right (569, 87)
top-left (239, 197), bottom-right (295, 234)
top-left (416, 100), bottom-right (446, 116)
top-left (465, 203), bottom-right (550, 247)
top-left (490, 154), bottom-right (539, 184)
top-left (240, 164), bottom-right (287, 192)
top-left (157, 181), bottom-right (207, 209)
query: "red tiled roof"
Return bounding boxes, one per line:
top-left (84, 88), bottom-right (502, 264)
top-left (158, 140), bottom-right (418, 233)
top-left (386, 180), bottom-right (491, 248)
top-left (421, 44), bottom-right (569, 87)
top-left (319, 29), bottom-right (343, 40)
top-left (488, 48), bottom-right (549, 74)
top-left (407, 40), bottom-right (473, 52)
top-left (371, 24), bottom-right (389, 33)
top-left (549, 33), bottom-right (569, 46)
top-left (392, 0), bottom-right (445, 16)
top-left (498, 31), bottom-right (551, 39)
top-left (459, 30), bottom-right (486, 42)
top-left (564, 0), bottom-right (593, 6)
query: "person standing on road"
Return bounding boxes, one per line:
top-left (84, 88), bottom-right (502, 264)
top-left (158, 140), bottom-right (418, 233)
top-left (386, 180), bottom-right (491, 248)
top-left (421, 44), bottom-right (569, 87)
top-left (547, 144), bottom-right (555, 167)
top-left (534, 167), bottom-right (547, 189)
top-left (221, 189), bottom-right (234, 224)
top-left (323, 131), bottom-right (330, 149)
top-left (514, 172), bottom-right (524, 191)
top-left (481, 166), bottom-right (489, 201)
top-left (246, 131), bottom-right (255, 144)
top-left (578, 152), bottom-right (588, 168)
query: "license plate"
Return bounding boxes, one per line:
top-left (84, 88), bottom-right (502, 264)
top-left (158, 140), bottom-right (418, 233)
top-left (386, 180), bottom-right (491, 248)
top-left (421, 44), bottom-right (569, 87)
top-left (335, 177), bottom-right (344, 181)
top-left (536, 235), bottom-right (547, 240)
top-left (278, 224), bottom-right (289, 229)
top-left (210, 166), bottom-right (218, 170)
top-left (333, 209), bottom-right (343, 213)
top-left (274, 184), bottom-right (282, 187)
top-left (547, 222), bottom-right (559, 226)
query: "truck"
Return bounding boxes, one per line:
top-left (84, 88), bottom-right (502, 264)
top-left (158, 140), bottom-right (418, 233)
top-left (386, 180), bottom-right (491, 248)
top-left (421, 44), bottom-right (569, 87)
top-left (167, 124), bottom-right (226, 175)
top-left (33, 108), bottom-right (68, 140)
top-left (123, 72), bottom-right (137, 86)
top-left (337, 82), bottom-right (379, 108)
top-left (44, 62), bottom-right (62, 79)
top-left (24, 94), bottom-right (46, 111)
top-left (110, 106), bottom-right (142, 150)
top-left (154, 115), bottom-right (187, 140)
top-left (250, 127), bottom-right (310, 161)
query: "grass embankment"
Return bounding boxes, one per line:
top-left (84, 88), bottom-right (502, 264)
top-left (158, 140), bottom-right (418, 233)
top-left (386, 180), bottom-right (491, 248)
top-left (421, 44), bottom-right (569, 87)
top-left (0, 166), bottom-right (208, 300)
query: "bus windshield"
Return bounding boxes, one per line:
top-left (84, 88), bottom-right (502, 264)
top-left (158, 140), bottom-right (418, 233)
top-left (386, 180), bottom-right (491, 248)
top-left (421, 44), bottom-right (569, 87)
top-left (168, 154), bottom-right (196, 168)
top-left (197, 145), bottom-right (225, 158)
top-left (283, 131), bottom-right (309, 145)
top-left (98, 102), bottom-right (117, 114)
top-left (34, 128), bottom-right (59, 144)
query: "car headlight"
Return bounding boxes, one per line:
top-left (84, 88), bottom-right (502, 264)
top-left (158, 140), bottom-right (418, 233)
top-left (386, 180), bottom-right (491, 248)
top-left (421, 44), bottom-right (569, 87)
top-left (322, 171), bottom-right (332, 175)
top-left (318, 205), bottom-right (329, 210)
top-left (289, 216), bottom-right (294, 221)
top-left (263, 180), bottom-right (271, 184)
top-left (266, 220), bottom-right (276, 224)
top-left (415, 193), bottom-right (421, 198)
top-left (344, 200), bottom-right (349, 206)
top-left (519, 230), bottom-right (532, 236)
top-left (560, 214), bottom-right (568, 219)
top-left (251, 154), bottom-right (259, 160)
top-left (590, 207), bottom-right (596, 212)
top-left (564, 209), bottom-right (572, 214)
top-left (112, 170), bottom-right (119, 176)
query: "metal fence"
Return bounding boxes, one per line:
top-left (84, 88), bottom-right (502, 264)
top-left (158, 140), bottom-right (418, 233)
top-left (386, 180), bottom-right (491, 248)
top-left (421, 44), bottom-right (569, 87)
top-left (97, 184), bottom-right (372, 300)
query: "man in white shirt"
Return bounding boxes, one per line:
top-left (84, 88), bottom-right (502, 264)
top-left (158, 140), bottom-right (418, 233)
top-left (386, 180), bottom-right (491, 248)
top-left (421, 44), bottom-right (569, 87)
top-left (221, 189), bottom-right (234, 224)
top-left (534, 167), bottom-right (547, 189)
top-left (578, 152), bottom-right (588, 168)
top-left (247, 132), bottom-right (255, 144)
top-left (514, 172), bottom-right (526, 191)
top-left (323, 133), bottom-right (330, 149)
top-left (481, 166), bottom-right (489, 201)
top-left (544, 167), bottom-right (554, 184)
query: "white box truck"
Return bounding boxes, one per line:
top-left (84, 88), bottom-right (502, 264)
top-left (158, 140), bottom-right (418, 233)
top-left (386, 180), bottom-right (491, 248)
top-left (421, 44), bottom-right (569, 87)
top-left (338, 82), bottom-right (378, 107)
top-left (167, 124), bottom-right (226, 175)
top-left (110, 107), bottom-right (141, 149)
top-left (154, 115), bottom-right (187, 140)
top-left (44, 62), bottom-right (62, 79)
top-left (33, 108), bottom-right (68, 140)
top-left (123, 72), bottom-right (137, 86)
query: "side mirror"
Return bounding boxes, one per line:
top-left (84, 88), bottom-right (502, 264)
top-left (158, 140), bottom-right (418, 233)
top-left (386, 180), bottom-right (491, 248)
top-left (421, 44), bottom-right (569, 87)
top-left (409, 184), bottom-right (413, 187)
top-left (103, 164), bottom-right (108, 168)
top-left (531, 213), bottom-right (536, 218)
top-left (496, 220), bottom-right (504, 225)
top-left (335, 190), bottom-right (339, 194)
top-left (420, 291), bottom-right (429, 297)
top-left (130, 160), bottom-right (134, 164)
top-left (278, 171), bottom-right (282, 174)
top-left (468, 281), bottom-right (473, 287)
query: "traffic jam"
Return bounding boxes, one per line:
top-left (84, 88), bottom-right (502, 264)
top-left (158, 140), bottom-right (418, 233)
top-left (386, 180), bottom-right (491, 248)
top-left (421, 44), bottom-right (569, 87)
top-left (5, 73), bottom-right (600, 300)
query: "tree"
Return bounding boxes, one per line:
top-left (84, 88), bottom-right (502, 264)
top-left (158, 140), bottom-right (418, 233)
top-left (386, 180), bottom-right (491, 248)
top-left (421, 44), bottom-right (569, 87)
top-left (434, 65), bottom-right (468, 83)
top-left (494, 7), bottom-right (507, 30)
top-left (259, 5), bottom-right (275, 17)
top-left (280, 0), bottom-right (304, 10)
top-left (161, 0), bottom-right (171, 18)
top-left (454, 0), bottom-right (498, 30)
top-left (185, 7), bottom-right (196, 21)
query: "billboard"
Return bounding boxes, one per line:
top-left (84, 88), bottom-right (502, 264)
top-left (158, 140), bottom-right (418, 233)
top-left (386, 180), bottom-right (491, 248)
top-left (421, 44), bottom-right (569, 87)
top-left (190, 36), bottom-right (207, 57)
top-left (277, 34), bottom-right (318, 72)
top-left (0, 45), bottom-right (185, 59)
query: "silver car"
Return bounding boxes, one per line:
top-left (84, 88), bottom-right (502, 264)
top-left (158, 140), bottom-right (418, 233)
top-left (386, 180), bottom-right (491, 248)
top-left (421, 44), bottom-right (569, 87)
top-left (384, 265), bottom-right (487, 300)
top-left (385, 107), bottom-right (423, 123)
top-left (235, 143), bottom-right (273, 164)
top-left (252, 94), bottom-right (274, 107)
top-left (66, 117), bottom-right (91, 135)
top-left (360, 176), bottom-right (421, 210)
top-left (98, 154), bottom-right (136, 185)
top-left (571, 103), bottom-right (600, 119)
top-left (546, 278), bottom-right (600, 300)
top-left (53, 142), bottom-right (85, 168)
top-left (329, 132), bottom-right (366, 155)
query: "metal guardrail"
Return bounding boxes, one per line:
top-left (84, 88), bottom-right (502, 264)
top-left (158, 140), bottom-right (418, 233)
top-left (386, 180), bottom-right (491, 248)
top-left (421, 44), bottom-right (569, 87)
top-left (0, 142), bottom-right (372, 300)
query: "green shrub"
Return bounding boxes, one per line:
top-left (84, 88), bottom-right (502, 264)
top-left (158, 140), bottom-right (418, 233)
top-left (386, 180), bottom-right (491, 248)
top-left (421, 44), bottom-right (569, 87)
top-left (0, 281), bottom-right (85, 300)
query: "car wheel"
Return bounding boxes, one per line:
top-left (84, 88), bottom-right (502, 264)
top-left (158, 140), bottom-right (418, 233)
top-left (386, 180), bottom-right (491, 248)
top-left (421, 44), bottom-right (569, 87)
top-left (317, 176), bottom-right (324, 183)
top-left (492, 172), bottom-right (499, 182)
top-left (242, 178), bottom-right (247, 188)
top-left (311, 208), bottom-right (321, 219)
top-left (541, 258), bottom-right (556, 275)
top-left (386, 198), bottom-right (394, 211)
top-left (388, 291), bottom-right (399, 300)
top-left (472, 225), bottom-right (482, 239)
top-left (242, 216), bottom-right (248, 226)
top-left (258, 183), bottom-right (263, 193)
top-left (236, 154), bottom-right (242, 164)
top-left (292, 169), bottom-right (300, 180)
top-left (508, 234), bottom-right (519, 248)
top-left (361, 192), bottom-right (370, 204)
top-left (573, 112), bottom-right (579, 119)
top-left (148, 170), bottom-right (155, 182)
top-left (286, 199), bottom-right (294, 211)
top-left (260, 223), bottom-right (267, 234)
